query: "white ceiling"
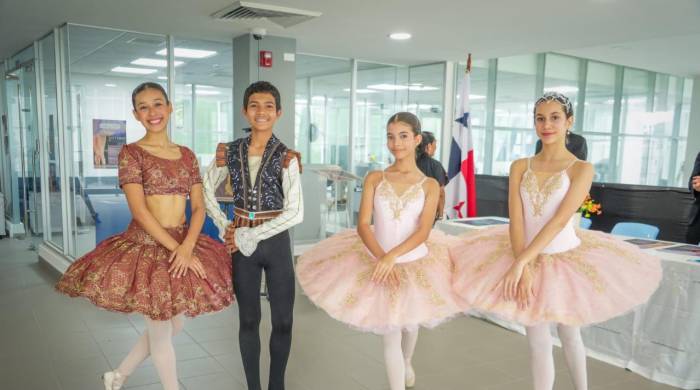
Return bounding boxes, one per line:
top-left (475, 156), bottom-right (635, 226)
top-left (2, 0), bottom-right (700, 76)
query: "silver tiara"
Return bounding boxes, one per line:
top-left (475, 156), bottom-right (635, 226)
top-left (534, 92), bottom-right (573, 117)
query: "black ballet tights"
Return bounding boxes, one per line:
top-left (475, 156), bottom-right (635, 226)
top-left (233, 231), bottom-right (295, 390)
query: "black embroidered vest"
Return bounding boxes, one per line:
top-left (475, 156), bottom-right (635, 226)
top-left (224, 135), bottom-right (288, 212)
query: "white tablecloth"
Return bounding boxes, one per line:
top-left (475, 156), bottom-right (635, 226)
top-left (437, 217), bottom-right (700, 390)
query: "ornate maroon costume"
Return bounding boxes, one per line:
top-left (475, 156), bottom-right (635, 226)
top-left (56, 144), bottom-right (234, 320)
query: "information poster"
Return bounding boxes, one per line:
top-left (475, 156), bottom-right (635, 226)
top-left (93, 119), bottom-right (126, 168)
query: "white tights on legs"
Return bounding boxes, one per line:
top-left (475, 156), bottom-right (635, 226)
top-left (383, 329), bottom-right (420, 390)
top-left (526, 323), bottom-right (588, 390)
top-left (116, 314), bottom-right (184, 390)
top-left (526, 324), bottom-right (555, 390)
top-left (383, 331), bottom-right (405, 390)
top-left (402, 329), bottom-right (419, 385)
top-left (558, 325), bottom-right (588, 390)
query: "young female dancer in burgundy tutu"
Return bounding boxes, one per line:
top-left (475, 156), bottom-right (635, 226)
top-left (450, 92), bottom-right (661, 390)
top-left (56, 82), bottom-right (233, 390)
top-left (296, 112), bottom-right (461, 389)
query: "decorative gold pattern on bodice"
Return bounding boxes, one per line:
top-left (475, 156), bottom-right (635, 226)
top-left (376, 177), bottom-right (426, 220)
top-left (521, 170), bottom-right (564, 217)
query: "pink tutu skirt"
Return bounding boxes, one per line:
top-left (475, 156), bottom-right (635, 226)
top-left (56, 221), bottom-right (234, 320)
top-left (450, 225), bottom-right (662, 326)
top-left (296, 229), bottom-right (463, 334)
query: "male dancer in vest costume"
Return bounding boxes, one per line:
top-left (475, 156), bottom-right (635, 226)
top-left (203, 81), bottom-right (303, 390)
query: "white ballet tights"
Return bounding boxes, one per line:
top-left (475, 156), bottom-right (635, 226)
top-left (382, 329), bottom-right (419, 390)
top-left (116, 314), bottom-right (185, 390)
top-left (526, 323), bottom-right (588, 390)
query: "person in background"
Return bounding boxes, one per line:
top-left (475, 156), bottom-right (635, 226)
top-left (416, 131), bottom-right (448, 221)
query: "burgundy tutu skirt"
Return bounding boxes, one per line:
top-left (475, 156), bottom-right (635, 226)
top-left (56, 221), bottom-right (234, 320)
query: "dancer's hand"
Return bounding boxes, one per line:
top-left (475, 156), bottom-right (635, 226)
top-left (168, 243), bottom-right (194, 278)
top-left (371, 253), bottom-right (396, 284)
top-left (501, 259), bottom-right (527, 301)
top-left (188, 256), bottom-right (207, 279)
top-left (387, 268), bottom-right (401, 289)
top-left (224, 223), bottom-right (238, 254)
top-left (516, 265), bottom-right (535, 310)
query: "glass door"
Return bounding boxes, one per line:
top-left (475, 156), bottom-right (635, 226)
top-left (4, 62), bottom-right (44, 242)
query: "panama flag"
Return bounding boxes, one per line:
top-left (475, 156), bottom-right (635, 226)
top-left (445, 57), bottom-right (476, 218)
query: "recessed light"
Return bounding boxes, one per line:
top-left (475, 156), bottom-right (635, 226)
top-left (157, 76), bottom-right (168, 80)
top-left (156, 48), bottom-right (217, 59)
top-left (367, 84), bottom-right (409, 91)
top-left (408, 85), bottom-right (438, 91)
top-left (111, 67), bottom-right (157, 75)
top-left (131, 58), bottom-right (183, 68)
top-left (196, 90), bottom-right (221, 96)
top-left (343, 88), bottom-right (378, 94)
top-left (389, 32), bottom-right (411, 40)
top-left (104, 83), bottom-right (117, 87)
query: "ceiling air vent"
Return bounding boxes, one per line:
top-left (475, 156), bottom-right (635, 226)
top-left (212, 1), bottom-right (321, 28)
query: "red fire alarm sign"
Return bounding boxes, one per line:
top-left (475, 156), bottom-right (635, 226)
top-left (259, 51), bottom-right (272, 67)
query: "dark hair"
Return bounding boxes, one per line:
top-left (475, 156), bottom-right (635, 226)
top-left (387, 112), bottom-right (421, 135)
top-left (131, 82), bottom-right (169, 109)
top-left (534, 92), bottom-right (574, 119)
top-left (243, 81), bottom-right (281, 111)
top-left (417, 131), bottom-right (436, 157)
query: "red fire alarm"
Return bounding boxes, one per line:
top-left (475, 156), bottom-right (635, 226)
top-left (259, 51), bottom-right (272, 68)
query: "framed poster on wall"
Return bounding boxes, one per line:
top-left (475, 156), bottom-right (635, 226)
top-left (92, 119), bottom-right (126, 168)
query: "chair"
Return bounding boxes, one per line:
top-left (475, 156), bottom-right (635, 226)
top-left (579, 217), bottom-right (592, 230)
top-left (610, 222), bottom-right (660, 239)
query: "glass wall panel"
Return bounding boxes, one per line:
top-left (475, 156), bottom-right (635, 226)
top-left (583, 62), bottom-right (616, 134)
top-left (65, 25), bottom-right (166, 257)
top-left (544, 54), bottom-right (581, 111)
top-left (354, 62), bottom-right (409, 177)
top-left (38, 32), bottom-right (64, 248)
top-left (406, 63), bottom-right (444, 160)
top-left (295, 55), bottom-right (351, 171)
top-left (494, 55), bottom-right (537, 130)
top-left (171, 38), bottom-right (233, 168)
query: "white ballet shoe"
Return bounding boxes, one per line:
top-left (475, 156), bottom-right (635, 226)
top-left (102, 370), bottom-right (126, 390)
top-left (405, 364), bottom-right (416, 388)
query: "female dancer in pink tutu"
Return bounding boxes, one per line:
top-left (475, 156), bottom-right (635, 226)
top-left (296, 112), bottom-right (461, 389)
top-left (56, 82), bottom-right (234, 390)
top-left (450, 92), bottom-right (661, 390)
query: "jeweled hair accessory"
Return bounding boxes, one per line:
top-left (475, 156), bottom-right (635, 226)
top-left (534, 92), bottom-right (574, 117)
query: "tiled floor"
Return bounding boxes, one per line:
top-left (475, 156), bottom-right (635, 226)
top-left (0, 236), bottom-right (680, 390)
